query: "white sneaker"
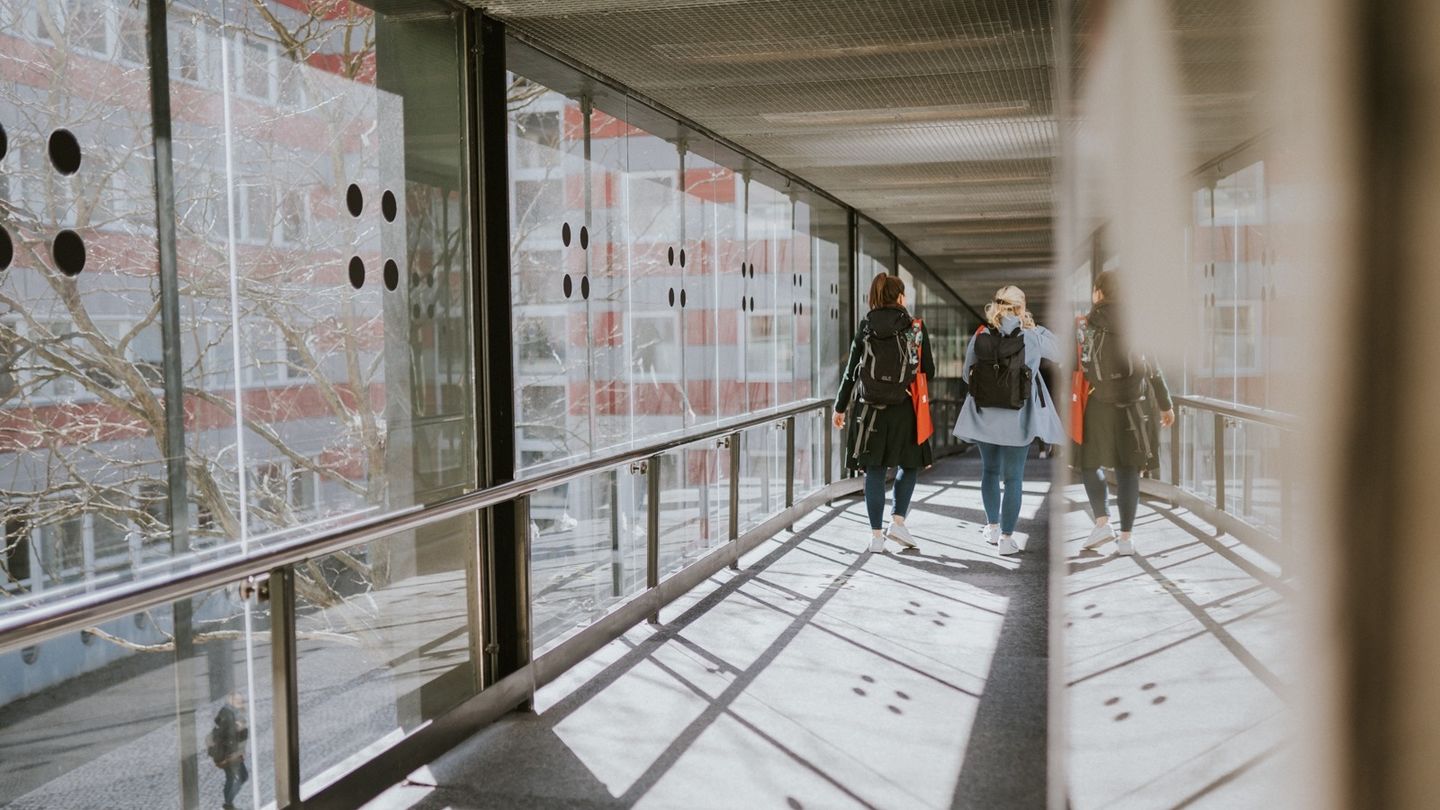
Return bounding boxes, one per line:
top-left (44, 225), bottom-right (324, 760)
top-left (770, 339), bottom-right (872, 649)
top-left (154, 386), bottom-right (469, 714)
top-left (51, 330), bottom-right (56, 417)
top-left (1083, 522), bottom-right (1116, 550)
top-left (1116, 535), bottom-right (1136, 555)
top-left (886, 521), bottom-right (917, 549)
top-left (998, 535), bottom-right (1021, 556)
top-left (981, 524), bottom-right (1000, 545)
top-left (869, 534), bottom-right (887, 553)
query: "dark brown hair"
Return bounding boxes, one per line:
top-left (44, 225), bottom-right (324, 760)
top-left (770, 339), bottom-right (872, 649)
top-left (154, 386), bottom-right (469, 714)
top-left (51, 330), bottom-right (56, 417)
top-left (868, 274), bottom-right (906, 310)
top-left (1094, 269), bottom-right (1120, 302)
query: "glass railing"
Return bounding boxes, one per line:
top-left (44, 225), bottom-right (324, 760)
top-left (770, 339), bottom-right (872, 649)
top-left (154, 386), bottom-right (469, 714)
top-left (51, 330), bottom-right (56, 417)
top-left (0, 398), bottom-right (849, 809)
top-left (1159, 394), bottom-right (1297, 544)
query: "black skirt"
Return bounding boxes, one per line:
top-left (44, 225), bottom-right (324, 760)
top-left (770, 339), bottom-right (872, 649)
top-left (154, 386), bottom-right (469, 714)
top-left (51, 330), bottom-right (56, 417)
top-left (1076, 398), bottom-right (1161, 471)
top-left (844, 400), bottom-right (934, 470)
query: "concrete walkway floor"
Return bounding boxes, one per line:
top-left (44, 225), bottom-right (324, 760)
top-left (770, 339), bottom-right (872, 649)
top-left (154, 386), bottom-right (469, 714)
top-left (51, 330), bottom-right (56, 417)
top-left (1061, 483), bottom-right (1293, 810)
top-left (367, 453), bottom-right (1051, 810)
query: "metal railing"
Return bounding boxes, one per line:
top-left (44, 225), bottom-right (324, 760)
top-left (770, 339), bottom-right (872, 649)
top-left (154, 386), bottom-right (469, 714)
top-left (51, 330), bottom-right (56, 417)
top-left (1158, 393), bottom-right (1297, 550)
top-left (0, 397), bottom-right (857, 809)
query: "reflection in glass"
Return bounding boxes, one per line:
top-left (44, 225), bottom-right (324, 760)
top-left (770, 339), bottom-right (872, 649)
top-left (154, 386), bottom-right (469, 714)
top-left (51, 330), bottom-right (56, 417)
top-left (297, 514), bottom-right (478, 798)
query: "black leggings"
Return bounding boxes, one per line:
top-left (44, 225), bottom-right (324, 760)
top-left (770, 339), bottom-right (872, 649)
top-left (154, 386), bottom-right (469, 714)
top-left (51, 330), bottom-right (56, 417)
top-left (1081, 467), bottom-right (1140, 533)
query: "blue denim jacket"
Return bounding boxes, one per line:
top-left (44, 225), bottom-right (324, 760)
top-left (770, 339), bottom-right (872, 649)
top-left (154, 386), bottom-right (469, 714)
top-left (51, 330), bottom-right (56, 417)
top-left (952, 315), bottom-right (1067, 447)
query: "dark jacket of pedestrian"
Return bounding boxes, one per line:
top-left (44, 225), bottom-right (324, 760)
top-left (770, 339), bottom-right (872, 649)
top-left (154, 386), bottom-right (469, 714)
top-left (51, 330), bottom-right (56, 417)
top-left (1075, 300), bottom-right (1173, 472)
top-left (834, 305), bottom-right (935, 471)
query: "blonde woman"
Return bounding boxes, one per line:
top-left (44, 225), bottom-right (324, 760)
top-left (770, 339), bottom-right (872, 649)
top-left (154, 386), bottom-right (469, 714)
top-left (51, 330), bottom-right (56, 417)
top-left (953, 285), bottom-right (1065, 555)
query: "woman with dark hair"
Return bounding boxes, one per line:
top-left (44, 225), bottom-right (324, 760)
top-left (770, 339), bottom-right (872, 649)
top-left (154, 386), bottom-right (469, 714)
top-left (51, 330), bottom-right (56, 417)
top-left (833, 274), bottom-right (935, 553)
top-left (1077, 270), bottom-right (1175, 555)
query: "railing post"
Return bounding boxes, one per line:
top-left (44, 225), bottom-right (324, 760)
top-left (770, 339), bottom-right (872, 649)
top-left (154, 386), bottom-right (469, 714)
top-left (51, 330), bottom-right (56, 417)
top-left (784, 416), bottom-right (796, 530)
top-left (727, 434), bottom-right (741, 570)
top-left (513, 495), bottom-right (533, 710)
top-left (823, 406), bottom-right (834, 486)
top-left (270, 567), bottom-right (301, 808)
top-left (1214, 412), bottom-right (1227, 513)
top-left (1170, 406), bottom-right (1182, 488)
top-left (645, 457), bottom-right (661, 624)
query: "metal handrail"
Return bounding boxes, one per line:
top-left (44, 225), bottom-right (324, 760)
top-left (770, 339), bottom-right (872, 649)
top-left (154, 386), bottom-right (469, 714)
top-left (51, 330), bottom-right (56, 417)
top-left (1172, 394), bottom-right (1298, 429)
top-left (0, 398), bottom-right (831, 652)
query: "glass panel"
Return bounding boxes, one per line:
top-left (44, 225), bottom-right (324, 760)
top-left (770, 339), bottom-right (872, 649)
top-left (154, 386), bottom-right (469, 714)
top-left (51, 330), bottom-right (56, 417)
top-left (739, 423), bottom-right (781, 533)
top-left (170, 1), bottom-right (475, 556)
top-left (680, 139), bottom-right (720, 429)
top-left (656, 444), bottom-right (725, 578)
top-left (297, 514), bottom-right (478, 797)
top-left (0, 0), bottom-right (166, 612)
top-left (509, 78), bottom-right (593, 472)
top-left (628, 127), bottom-right (684, 441)
top-left (529, 468), bottom-right (645, 654)
top-left (0, 587), bottom-right (272, 809)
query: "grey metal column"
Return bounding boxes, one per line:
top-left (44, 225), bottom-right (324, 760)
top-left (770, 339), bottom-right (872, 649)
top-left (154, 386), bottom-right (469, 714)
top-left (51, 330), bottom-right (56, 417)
top-left (646, 458), bottom-right (660, 623)
top-left (784, 416), bottom-right (796, 509)
top-left (270, 568), bottom-right (301, 808)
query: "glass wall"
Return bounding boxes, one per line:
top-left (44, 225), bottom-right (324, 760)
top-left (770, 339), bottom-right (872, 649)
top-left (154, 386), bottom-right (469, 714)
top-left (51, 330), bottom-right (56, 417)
top-left (506, 39), bottom-right (843, 479)
top-left (0, 1), bottom-right (481, 804)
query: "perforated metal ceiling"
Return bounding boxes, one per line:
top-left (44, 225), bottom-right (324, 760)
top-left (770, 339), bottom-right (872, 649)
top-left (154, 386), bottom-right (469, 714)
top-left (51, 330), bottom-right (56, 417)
top-left (477, 0), bottom-right (1056, 307)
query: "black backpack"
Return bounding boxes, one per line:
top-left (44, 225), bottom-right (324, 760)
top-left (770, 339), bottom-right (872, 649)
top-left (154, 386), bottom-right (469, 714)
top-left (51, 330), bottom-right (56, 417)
top-left (1082, 321), bottom-right (1148, 405)
top-left (857, 319), bottom-right (920, 406)
top-left (969, 325), bottom-right (1035, 410)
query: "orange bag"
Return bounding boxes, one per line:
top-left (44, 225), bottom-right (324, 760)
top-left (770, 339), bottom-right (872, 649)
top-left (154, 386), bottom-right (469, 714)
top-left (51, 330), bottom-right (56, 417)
top-left (1069, 316), bottom-right (1090, 444)
top-left (911, 319), bottom-right (934, 444)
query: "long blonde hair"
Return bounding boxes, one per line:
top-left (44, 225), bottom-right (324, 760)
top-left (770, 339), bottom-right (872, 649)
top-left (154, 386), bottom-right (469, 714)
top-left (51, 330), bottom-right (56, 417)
top-left (985, 285), bottom-right (1036, 330)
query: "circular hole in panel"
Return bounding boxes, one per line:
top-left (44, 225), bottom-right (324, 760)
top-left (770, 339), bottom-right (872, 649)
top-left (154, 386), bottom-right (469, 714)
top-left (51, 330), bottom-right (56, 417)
top-left (348, 256), bottom-right (365, 289)
top-left (382, 190), bottom-right (398, 223)
top-left (562, 222), bottom-right (572, 247)
top-left (667, 246), bottom-right (675, 267)
top-left (427, 302), bottom-right (437, 319)
top-left (427, 273), bottom-right (436, 288)
top-left (384, 259), bottom-right (399, 291)
top-left (740, 261), bottom-right (746, 276)
top-left (563, 274), bottom-right (573, 298)
top-left (741, 295), bottom-right (747, 311)
top-left (680, 289), bottom-right (687, 308)
top-left (346, 183), bottom-right (364, 217)
top-left (668, 288), bottom-right (675, 307)
top-left (412, 303), bottom-right (422, 320)
top-left (0, 122), bottom-right (7, 161)
top-left (580, 276), bottom-right (590, 299)
top-left (797, 303), bottom-right (802, 315)
top-left (0, 226), bottom-right (12, 271)
top-left (53, 230), bottom-right (86, 276)
top-left (48, 129), bottom-right (81, 175)
top-left (679, 249), bottom-right (687, 268)
top-left (579, 226), bottom-right (589, 250)
top-left (749, 296), bottom-right (755, 311)
top-left (410, 271), bottom-right (421, 289)
top-left (21, 646), bottom-right (38, 665)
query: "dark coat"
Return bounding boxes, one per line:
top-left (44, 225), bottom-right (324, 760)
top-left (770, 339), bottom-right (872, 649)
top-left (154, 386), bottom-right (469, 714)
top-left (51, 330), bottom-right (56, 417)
top-left (1075, 303), bottom-right (1173, 471)
top-left (834, 307), bottom-right (935, 470)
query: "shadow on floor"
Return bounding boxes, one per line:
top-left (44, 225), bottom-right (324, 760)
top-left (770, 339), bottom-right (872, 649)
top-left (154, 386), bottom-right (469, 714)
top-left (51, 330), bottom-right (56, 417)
top-left (381, 455), bottom-right (1054, 810)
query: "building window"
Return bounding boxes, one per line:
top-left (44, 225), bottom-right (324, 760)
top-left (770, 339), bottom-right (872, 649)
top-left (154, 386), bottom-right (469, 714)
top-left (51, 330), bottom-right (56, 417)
top-left (3, 513), bottom-right (31, 586)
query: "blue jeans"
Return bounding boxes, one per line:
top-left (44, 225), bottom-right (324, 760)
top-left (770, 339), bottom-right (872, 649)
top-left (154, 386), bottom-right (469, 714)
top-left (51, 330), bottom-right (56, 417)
top-left (864, 467), bottom-right (919, 530)
top-left (977, 442), bottom-right (1030, 535)
top-left (1081, 466), bottom-right (1140, 533)
top-left (223, 759), bottom-right (248, 807)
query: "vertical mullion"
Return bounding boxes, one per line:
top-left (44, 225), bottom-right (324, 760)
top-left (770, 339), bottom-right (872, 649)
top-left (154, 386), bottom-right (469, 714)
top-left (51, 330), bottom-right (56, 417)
top-left (474, 14), bottom-right (522, 684)
top-left (727, 433), bottom-right (741, 570)
top-left (145, 3), bottom-right (199, 807)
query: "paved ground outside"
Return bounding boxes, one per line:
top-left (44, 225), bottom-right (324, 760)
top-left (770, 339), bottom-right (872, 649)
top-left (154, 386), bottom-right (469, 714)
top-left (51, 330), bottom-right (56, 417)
top-left (367, 452), bottom-right (1051, 810)
top-left (1061, 480), bottom-right (1293, 810)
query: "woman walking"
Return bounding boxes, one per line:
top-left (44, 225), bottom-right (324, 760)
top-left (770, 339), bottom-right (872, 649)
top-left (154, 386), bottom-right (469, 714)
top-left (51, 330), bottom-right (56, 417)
top-left (833, 274), bottom-right (935, 553)
top-left (1077, 271), bottom-right (1174, 555)
top-left (953, 285), bottom-right (1065, 555)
